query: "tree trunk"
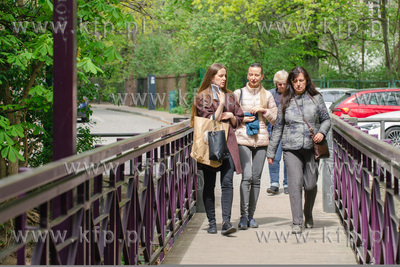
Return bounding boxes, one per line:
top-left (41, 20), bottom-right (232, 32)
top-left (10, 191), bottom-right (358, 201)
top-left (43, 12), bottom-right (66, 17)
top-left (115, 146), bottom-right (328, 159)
top-left (23, 129), bottom-right (29, 167)
top-left (397, 0), bottom-right (400, 72)
top-left (362, 36), bottom-right (365, 74)
top-left (7, 161), bottom-right (19, 176)
top-left (304, 39), bottom-right (319, 78)
top-left (0, 157), bottom-right (6, 178)
top-left (329, 32), bottom-right (342, 79)
top-left (380, 0), bottom-right (391, 71)
top-left (304, 13), bottom-right (320, 78)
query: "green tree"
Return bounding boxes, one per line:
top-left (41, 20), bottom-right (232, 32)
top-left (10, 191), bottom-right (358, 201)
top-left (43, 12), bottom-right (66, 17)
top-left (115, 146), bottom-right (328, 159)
top-left (0, 0), bottom-right (142, 177)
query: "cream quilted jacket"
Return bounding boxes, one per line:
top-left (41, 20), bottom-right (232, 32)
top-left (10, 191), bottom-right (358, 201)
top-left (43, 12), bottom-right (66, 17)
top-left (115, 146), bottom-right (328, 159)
top-left (233, 84), bottom-right (277, 147)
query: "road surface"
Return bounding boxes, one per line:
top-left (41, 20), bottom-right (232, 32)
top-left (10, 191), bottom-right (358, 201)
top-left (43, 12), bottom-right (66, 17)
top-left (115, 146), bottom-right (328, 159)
top-left (78, 105), bottom-right (170, 145)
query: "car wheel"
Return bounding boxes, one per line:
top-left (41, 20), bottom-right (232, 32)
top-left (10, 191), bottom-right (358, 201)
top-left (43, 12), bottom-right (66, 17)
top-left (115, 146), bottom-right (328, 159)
top-left (385, 126), bottom-right (400, 146)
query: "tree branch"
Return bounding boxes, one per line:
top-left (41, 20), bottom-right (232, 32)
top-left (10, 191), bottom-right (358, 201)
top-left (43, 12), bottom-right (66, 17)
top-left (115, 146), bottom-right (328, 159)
top-left (20, 61), bottom-right (45, 106)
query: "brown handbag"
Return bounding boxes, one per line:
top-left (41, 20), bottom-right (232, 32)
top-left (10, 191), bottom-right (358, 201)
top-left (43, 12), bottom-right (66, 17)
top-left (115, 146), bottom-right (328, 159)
top-left (294, 98), bottom-right (330, 160)
top-left (190, 116), bottom-right (229, 167)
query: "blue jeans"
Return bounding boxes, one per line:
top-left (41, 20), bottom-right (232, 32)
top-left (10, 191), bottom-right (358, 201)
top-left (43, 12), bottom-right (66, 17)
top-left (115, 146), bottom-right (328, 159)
top-left (269, 140), bottom-right (287, 187)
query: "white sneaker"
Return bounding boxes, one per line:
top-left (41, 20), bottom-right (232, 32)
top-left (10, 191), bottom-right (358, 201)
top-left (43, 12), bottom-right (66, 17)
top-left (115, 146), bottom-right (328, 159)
top-left (292, 224), bottom-right (303, 234)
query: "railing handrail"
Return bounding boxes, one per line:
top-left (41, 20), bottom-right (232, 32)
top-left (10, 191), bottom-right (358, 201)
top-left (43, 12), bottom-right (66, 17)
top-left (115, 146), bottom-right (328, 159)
top-left (332, 116), bottom-right (400, 178)
top-left (357, 118), bottom-right (400, 122)
top-left (0, 118), bottom-right (195, 265)
top-left (0, 120), bottom-right (191, 204)
top-left (332, 114), bottom-right (400, 264)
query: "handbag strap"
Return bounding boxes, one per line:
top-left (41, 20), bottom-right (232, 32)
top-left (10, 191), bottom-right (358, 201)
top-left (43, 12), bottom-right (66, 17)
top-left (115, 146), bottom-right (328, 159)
top-left (293, 97), bottom-right (315, 136)
top-left (211, 114), bottom-right (222, 132)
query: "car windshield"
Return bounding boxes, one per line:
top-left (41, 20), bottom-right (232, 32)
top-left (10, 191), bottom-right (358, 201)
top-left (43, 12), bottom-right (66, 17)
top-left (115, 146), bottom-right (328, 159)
top-left (320, 91), bottom-right (347, 102)
top-left (329, 91), bottom-right (356, 110)
top-left (354, 91), bottom-right (400, 106)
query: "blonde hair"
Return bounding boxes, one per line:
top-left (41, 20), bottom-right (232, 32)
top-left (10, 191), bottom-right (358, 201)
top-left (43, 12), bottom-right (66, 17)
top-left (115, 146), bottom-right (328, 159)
top-left (273, 70), bottom-right (289, 84)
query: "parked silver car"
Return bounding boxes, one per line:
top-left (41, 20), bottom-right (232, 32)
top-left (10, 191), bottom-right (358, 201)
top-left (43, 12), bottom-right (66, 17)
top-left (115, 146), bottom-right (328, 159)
top-left (359, 110), bottom-right (400, 146)
top-left (317, 88), bottom-right (354, 110)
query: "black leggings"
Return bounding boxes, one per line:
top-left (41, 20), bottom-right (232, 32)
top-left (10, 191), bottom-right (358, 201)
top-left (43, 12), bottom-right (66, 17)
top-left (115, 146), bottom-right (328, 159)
top-left (202, 155), bottom-right (235, 223)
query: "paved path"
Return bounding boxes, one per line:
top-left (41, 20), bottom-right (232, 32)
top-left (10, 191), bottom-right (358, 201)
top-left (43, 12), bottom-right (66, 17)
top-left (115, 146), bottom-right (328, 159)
top-left (162, 173), bottom-right (357, 265)
top-left (91, 102), bottom-right (188, 124)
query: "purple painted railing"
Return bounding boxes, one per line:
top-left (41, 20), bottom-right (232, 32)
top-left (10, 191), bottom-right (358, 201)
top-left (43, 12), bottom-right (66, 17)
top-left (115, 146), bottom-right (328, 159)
top-left (0, 120), bottom-right (196, 265)
top-left (332, 115), bottom-right (400, 264)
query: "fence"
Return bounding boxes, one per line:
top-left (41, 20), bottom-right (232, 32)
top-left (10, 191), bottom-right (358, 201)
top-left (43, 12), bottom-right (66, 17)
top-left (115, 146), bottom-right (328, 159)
top-left (326, 80), bottom-right (392, 89)
top-left (264, 78), bottom-right (400, 89)
top-left (332, 115), bottom-right (400, 264)
top-left (0, 120), bottom-right (196, 265)
top-left (124, 75), bottom-right (193, 111)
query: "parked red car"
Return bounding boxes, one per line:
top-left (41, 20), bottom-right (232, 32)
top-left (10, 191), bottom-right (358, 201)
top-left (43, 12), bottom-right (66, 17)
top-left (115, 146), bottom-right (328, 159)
top-left (330, 89), bottom-right (400, 118)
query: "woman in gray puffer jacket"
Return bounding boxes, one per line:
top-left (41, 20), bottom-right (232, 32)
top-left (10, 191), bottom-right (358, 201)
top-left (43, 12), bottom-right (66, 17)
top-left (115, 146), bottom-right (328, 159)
top-left (266, 66), bottom-right (331, 234)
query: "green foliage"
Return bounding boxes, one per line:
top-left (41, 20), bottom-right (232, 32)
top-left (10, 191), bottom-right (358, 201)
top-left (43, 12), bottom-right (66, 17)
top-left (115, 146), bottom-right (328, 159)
top-left (0, 0), bottom-right (137, 175)
top-left (128, 33), bottom-right (195, 78)
top-left (0, 116), bottom-right (24, 163)
top-left (155, 0), bottom-right (391, 82)
top-left (185, 72), bottom-right (201, 107)
top-left (77, 126), bottom-right (101, 153)
top-left (171, 106), bottom-right (186, 114)
top-left (27, 107), bottom-right (53, 167)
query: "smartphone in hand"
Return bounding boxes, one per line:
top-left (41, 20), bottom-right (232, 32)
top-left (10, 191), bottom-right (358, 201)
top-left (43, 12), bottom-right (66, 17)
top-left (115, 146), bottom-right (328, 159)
top-left (211, 84), bottom-right (220, 100)
top-left (211, 84), bottom-right (220, 93)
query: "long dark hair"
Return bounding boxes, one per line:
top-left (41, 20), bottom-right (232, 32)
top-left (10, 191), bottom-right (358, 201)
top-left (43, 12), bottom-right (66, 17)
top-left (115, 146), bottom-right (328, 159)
top-left (190, 63), bottom-right (228, 126)
top-left (281, 66), bottom-right (320, 114)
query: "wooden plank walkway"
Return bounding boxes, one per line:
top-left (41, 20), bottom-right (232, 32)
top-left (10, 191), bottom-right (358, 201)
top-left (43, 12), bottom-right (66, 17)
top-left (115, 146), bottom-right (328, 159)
top-left (162, 166), bottom-right (357, 265)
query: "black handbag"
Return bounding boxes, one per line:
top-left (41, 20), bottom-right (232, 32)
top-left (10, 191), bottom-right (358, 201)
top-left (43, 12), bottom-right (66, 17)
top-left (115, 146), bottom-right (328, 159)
top-left (208, 115), bottom-right (230, 161)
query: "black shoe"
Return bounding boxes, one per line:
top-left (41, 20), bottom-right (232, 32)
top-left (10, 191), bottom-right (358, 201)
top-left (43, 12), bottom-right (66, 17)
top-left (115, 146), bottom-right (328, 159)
top-left (248, 217), bottom-right (259, 228)
top-left (221, 221), bottom-right (237, 235)
top-left (284, 187), bottom-right (289, 194)
top-left (267, 186), bottom-right (279, 194)
top-left (238, 216), bottom-right (248, 230)
top-left (304, 216), bottom-right (314, 228)
top-left (207, 223), bottom-right (217, 234)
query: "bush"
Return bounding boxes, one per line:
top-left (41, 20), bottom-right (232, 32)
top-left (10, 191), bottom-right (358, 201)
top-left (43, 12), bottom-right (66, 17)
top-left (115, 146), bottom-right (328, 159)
top-left (171, 106), bottom-right (186, 114)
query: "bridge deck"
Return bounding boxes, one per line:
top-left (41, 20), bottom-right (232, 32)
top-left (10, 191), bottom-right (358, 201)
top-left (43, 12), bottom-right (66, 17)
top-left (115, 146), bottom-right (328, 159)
top-left (162, 171), bottom-right (357, 265)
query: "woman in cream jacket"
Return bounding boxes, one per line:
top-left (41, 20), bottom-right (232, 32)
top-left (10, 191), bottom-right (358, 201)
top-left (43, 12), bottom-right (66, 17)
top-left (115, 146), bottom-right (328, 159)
top-left (234, 63), bottom-right (277, 230)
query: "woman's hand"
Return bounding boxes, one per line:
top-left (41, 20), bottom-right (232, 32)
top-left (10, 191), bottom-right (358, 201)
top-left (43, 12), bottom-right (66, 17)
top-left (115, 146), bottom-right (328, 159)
top-left (221, 112), bottom-right (233, 120)
top-left (216, 91), bottom-right (226, 105)
top-left (243, 116), bottom-right (256, 123)
top-left (250, 106), bottom-right (265, 115)
top-left (313, 133), bottom-right (325, 143)
top-left (267, 158), bottom-right (274, 165)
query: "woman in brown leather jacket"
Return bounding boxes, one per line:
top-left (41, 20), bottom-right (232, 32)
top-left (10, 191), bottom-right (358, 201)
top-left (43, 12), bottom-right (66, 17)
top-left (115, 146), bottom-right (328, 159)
top-left (190, 63), bottom-right (244, 235)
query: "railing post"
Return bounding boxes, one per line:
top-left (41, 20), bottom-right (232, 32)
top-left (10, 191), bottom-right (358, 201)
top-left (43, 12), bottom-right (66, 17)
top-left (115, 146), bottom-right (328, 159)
top-left (53, 0), bottom-right (77, 159)
top-left (322, 129), bottom-right (335, 212)
top-left (52, 1), bottom-right (77, 263)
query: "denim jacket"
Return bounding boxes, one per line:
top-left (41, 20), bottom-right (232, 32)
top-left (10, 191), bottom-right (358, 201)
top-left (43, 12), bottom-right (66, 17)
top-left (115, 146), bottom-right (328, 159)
top-left (266, 92), bottom-right (331, 159)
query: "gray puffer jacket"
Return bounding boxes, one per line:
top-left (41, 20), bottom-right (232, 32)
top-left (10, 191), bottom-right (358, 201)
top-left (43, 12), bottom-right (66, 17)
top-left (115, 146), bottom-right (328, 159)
top-left (266, 92), bottom-right (331, 159)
